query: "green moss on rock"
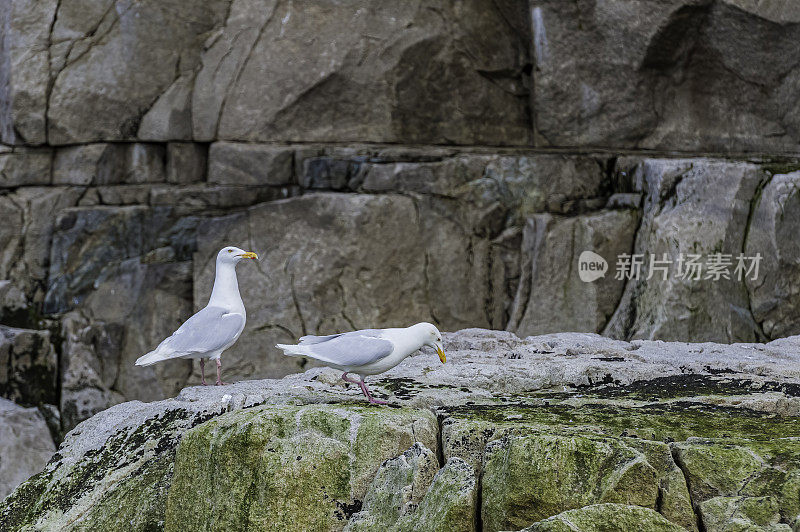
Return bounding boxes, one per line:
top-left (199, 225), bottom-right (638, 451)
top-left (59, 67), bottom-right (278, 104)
top-left (0, 407), bottom-right (194, 531)
top-left (345, 443), bottom-right (439, 531)
top-left (442, 401), bottom-right (800, 444)
top-left (519, 503), bottom-right (686, 532)
top-left (673, 439), bottom-right (800, 528)
top-left (700, 496), bottom-right (791, 531)
top-left (396, 457), bottom-right (477, 532)
top-left (164, 404), bottom-right (437, 532)
top-left (481, 432), bottom-right (660, 531)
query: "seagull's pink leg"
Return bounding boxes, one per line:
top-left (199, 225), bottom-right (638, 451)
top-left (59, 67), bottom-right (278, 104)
top-left (215, 359), bottom-right (228, 386)
top-left (358, 379), bottom-right (388, 405)
top-left (342, 372), bottom-right (360, 385)
top-left (200, 359), bottom-right (207, 386)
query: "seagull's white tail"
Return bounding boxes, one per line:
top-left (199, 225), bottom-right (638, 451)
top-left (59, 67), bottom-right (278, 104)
top-left (275, 343), bottom-right (309, 357)
top-left (135, 348), bottom-right (171, 366)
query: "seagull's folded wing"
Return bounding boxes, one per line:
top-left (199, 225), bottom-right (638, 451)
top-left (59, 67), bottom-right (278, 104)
top-left (299, 329), bottom-right (383, 345)
top-left (304, 334), bottom-right (394, 367)
top-left (146, 306), bottom-right (244, 361)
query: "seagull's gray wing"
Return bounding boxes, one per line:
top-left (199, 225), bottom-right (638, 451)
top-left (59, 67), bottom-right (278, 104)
top-left (303, 334), bottom-right (394, 367)
top-left (299, 329), bottom-right (384, 345)
top-left (155, 306), bottom-right (243, 356)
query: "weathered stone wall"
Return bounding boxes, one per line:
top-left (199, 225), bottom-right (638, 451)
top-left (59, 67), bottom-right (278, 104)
top-left (1, 0), bottom-right (800, 443)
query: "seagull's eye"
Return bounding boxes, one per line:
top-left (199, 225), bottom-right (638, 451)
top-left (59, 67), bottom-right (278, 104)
top-left (227, 249), bottom-right (233, 253)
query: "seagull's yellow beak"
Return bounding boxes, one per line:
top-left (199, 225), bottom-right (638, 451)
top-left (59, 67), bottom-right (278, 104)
top-left (436, 345), bottom-right (446, 364)
top-left (240, 251), bottom-right (258, 260)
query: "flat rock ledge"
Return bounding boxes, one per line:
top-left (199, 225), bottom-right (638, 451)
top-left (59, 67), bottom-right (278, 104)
top-left (1, 329), bottom-right (799, 532)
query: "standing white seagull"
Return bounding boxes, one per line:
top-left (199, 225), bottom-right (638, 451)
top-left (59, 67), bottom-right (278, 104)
top-left (276, 322), bottom-right (446, 404)
top-left (135, 246), bottom-right (258, 385)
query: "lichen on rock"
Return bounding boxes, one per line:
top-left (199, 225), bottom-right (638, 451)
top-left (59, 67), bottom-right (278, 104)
top-left (164, 404), bottom-right (437, 532)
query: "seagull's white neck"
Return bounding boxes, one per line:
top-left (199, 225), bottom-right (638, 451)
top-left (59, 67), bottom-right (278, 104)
top-left (208, 260), bottom-right (244, 313)
top-left (384, 325), bottom-right (429, 356)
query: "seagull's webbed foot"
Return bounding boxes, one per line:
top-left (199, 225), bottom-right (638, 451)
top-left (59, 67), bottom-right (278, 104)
top-left (358, 378), bottom-right (388, 405)
top-left (368, 396), bottom-right (389, 405)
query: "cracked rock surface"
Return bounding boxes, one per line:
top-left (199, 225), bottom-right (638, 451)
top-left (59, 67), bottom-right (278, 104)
top-left (2, 328), bottom-right (799, 531)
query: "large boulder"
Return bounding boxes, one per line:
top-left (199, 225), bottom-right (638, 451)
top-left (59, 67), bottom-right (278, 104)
top-left (519, 503), bottom-right (685, 532)
top-left (0, 398), bottom-right (55, 499)
top-left (673, 438), bottom-right (800, 530)
top-left (2, 329), bottom-right (800, 531)
top-left (164, 405), bottom-right (437, 531)
top-left (699, 496), bottom-right (793, 532)
top-left (3, 1), bottom-right (531, 145)
top-left (481, 432), bottom-right (662, 530)
top-left (531, 0), bottom-right (800, 152)
top-left (604, 158), bottom-right (765, 342)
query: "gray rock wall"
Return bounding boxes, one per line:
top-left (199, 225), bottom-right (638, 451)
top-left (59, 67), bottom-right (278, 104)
top-left (1, 0), bottom-right (799, 440)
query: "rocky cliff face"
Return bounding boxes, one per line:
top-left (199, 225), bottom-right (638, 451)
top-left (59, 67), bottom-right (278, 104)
top-left (2, 329), bottom-right (799, 531)
top-left (1, 0), bottom-right (800, 489)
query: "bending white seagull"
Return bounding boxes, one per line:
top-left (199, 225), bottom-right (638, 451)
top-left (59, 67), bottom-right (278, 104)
top-left (135, 246), bottom-right (258, 385)
top-left (276, 322), bottom-right (446, 404)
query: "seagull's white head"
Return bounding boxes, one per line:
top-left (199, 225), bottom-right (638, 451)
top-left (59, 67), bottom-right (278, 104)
top-left (216, 246), bottom-right (259, 265)
top-left (413, 322), bottom-right (446, 363)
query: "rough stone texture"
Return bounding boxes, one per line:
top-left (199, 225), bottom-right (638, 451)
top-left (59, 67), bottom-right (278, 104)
top-left (395, 457), bottom-right (478, 532)
top-left (208, 142), bottom-right (293, 186)
top-left (604, 158), bottom-right (766, 343)
top-left (507, 209), bottom-right (638, 337)
top-left (0, 325), bottom-right (56, 406)
top-left (0, 0), bottom-right (56, 145)
top-left (531, 0), bottom-right (800, 152)
top-left (46, 0), bottom-right (229, 144)
top-left (51, 143), bottom-right (168, 185)
top-left (6, 147), bottom-right (800, 433)
top-left (193, 0), bottom-right (531, 145)
top-left (0, 148), bottom-right (51, 187)
top-left (2, 329), bottom-right (800, 531)
top-left (0, 397), bottom-right (55, 500)
top-left (44, 207), bottom-right (200, 430)
top-left (3, 6), bottom-right (800, 527)
top-left (519, 503), bottom-right (686, 532)
top-left (482, 432), bottom-right (663, 530)
top-left (57, 257), bottom-right (194, 432)
top-left (4, 1), bottom-right (798, 152)
top-left (700, 496), bottom-right (792, 532)
top-left (745, 170), bottom-right (800, 340)
top-left (164, 405), bottom-right (438, 531)
top-left (673, 439), bottom-right (800, 531)
top-left (0, 186), bottom-right (85, 319)
top-left (345, 442), bottom-right (440, 531)
top-left (165, 142), bottom-right (206, 185)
